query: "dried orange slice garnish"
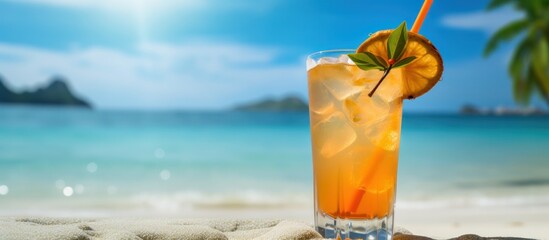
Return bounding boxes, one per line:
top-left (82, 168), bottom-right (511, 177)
top-left (357, 30), bottom-right (443, 99)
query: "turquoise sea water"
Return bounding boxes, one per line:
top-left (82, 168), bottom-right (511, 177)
top-left (0, 105), bottom-right (548, 215)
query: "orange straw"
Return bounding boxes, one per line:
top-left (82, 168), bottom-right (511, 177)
top-left (347, 0), bottom-right (434, 214)
top-left (347, 148), bottom-right (384, 213)
top-left (411, 0), bottom-right (433, 33)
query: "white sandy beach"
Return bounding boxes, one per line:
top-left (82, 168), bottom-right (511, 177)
top-left (1, 204), bottom-right (547, 239)
top-left (396, 205), bottom-right (549, 239)
top-left (0, 217), bottom-right (323, 240)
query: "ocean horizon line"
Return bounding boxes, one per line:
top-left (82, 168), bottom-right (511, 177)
top-left (0, 103), bottom-right (528, 116)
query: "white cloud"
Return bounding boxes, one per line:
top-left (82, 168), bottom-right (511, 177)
top-left (441, 7), bottom-right (523, 34)
top-left (0, 42), bottom-right (305, 109)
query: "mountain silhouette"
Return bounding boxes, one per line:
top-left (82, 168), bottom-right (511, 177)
top-left (233, 95), bottom-right (308, 112)
top-left (0, 75), bottom-right (91, 108)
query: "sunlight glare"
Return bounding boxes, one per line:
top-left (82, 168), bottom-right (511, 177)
top-left (93, 0), bottom-right (204, 42)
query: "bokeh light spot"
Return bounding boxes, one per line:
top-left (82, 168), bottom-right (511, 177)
top-left (160, 169), bottom-right (171, 180)
top-left (0, 185), bottom-right (8, 195)
top-left (63, 186), bottom-right (74, 197)
top-left (87, 162), bottom-right (98, 173)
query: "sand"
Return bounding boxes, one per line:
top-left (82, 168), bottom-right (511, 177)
top-left (396, 205), bottom-right (549, 239)
top-left (0, 214), bottom-right (541, 240)
top-left (0, 217), bottom-right (324, 240)
top-left (0, 205), bottom-right (546, 239)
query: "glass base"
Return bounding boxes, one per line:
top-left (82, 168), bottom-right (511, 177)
top-left (315, 211), bottom-right (394, 240)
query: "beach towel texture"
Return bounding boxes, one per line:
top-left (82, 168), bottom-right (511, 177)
top-left (0, 217), bottom-right (532, 240)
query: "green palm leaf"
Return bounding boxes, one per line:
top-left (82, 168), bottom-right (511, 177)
top-left (512, 71), bottom-right (534, 105)
top-left (486, 0), bottom-right (515, 10)
top-left (486, 0), bottom-right (549, 106)
top-left (509, 37), bottom-right (530, 80)
top-left (509, 38), bottom-right (532, 105)
top-left (532, 37), bottom-right (549, 94)
top-left (509, 38), bottom-right (531, 104)
top-left (484, 19), bottom-right (529, 57)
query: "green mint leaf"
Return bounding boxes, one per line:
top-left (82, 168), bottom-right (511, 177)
top-left (387, 21), bottom-right (409, 61)
top-left (348, 53), bottom-right (386, 71)
top-left (348, 53), bottom-right (378, 66)
top-left (375, 55), bottom-right (388, 68)
top-left (362, 52), bottom-right (388, 69)
top-left (392, 56), bottom-right (417, 68)
top-left (355, 63), bottom-right (384, 71)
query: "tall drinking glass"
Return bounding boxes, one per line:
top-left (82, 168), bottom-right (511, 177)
top-left (307, 50), bottom-right (403, 239)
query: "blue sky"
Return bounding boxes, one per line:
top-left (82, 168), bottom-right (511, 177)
top-left (0, 0), bottom-right (541, 111)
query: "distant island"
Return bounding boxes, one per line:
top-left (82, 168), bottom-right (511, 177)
top-left (460, 104), bottom-right (547, 116)
top-left (0, 76), bottom-right (91, 108)
top-left (233, 95), bottom-right (308, 112)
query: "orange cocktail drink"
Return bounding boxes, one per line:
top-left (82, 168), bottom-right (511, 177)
top-left (307, 50), bottom-right (403, 238)
top-left (308, 54), bottom-right (403, 219)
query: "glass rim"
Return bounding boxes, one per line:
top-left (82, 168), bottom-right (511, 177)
top-left (307, 49), bottom-right (355, 60)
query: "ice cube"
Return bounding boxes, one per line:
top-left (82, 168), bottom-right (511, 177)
top-left (318, 57), bottom-right (339, 64)
top-left (308, 77), bottom-right (335, 115)
top-left (374, 69), bottom-right (403, 103)
top-left (366, 127), bottom-right (400, 151)
top-left (352, 69), bottom-right (384, 89)
top-left (310, 99), bottom-right (335, 116)
top-left (322, 76), bottom-right (362, 101)
top-left (308, 58), bottom-right (363, 101)
top-left (309, 101), bottom-right (335, 127)
top-left (337, 54), bottom-right (353, 65)
top-left (306, 57), bottom-right (317, 71)
top-left (343, 93), bottom-right (390, 126)
top-left (312, 112), bottom-right (357, 158)
top-left (363, 111), bottom-right (401, 151)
